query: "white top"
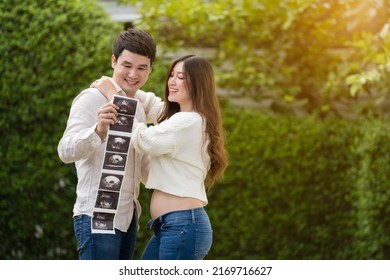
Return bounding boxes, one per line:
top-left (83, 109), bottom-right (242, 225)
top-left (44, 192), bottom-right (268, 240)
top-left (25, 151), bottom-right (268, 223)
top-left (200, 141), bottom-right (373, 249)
top-left (131, 112), bottom-right (210, 205)
top-left (57, 81), bottom-right (156, 232)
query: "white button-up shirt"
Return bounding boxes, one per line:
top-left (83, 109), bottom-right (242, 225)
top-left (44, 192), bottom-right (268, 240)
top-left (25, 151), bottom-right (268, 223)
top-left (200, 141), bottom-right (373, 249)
top-left (58, 81), bottom-right (151, 232)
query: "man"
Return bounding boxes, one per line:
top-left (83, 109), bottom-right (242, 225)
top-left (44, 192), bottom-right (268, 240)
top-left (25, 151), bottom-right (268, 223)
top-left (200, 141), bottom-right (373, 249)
top-left (58, 28), bottom-right (156, 259)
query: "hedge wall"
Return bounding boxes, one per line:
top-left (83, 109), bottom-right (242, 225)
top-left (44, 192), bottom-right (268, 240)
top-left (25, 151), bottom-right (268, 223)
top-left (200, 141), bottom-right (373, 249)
top-left (0, 0), bottom-right (122, 259)
top-left (201, 107), bottom-right (390, 260)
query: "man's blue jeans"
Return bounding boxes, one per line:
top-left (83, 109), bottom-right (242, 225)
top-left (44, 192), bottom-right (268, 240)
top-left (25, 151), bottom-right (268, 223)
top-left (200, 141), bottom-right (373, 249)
top-left (140, 207), bottom-right (213, 260)
top-left (73, 214), bottom-right (137, 260)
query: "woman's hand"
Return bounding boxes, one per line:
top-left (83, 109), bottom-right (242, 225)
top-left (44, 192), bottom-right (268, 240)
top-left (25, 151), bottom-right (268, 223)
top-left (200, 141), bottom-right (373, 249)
top-left (91, 76), bottom-right (118, 101)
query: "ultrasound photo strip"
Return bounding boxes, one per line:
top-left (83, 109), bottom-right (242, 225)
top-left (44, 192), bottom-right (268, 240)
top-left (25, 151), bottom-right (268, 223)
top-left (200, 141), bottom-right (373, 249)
top-left (91, 95), bottom-right (138, 234)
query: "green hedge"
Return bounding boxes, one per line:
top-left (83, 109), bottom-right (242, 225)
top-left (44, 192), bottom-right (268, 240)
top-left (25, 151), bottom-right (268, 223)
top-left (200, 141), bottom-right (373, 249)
top-left (202, 107), bottom-right (390, 260)
top-left (0, 0), bottom-right (122, 259)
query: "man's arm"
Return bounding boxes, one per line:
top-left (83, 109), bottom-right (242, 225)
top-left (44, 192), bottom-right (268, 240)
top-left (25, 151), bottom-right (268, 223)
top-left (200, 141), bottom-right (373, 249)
top-left (57, 89), bottom-right (116, 163)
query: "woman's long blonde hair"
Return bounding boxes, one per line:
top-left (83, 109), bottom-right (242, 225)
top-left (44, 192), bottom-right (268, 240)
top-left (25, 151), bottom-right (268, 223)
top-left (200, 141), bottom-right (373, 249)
top-left (158, 55), bottom-right (228, 188)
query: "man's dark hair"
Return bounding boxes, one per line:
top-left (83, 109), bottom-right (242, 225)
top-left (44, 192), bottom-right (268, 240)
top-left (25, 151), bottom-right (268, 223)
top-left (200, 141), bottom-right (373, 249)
top-left (112, 28), bottom-right (156, 65)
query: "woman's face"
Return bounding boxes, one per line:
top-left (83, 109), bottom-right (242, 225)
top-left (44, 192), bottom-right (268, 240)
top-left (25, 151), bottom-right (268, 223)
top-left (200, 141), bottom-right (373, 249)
top-left (167, 61), bottom-right (193, 112)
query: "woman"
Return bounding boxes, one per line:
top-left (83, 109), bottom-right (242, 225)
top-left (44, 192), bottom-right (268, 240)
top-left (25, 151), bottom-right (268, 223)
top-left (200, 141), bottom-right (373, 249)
top-left (94, 54), bottom-right (228, 259)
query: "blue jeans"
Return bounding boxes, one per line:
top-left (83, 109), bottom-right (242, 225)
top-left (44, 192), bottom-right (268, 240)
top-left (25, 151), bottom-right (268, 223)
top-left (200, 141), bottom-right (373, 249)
top-left (73, 214), bottom-right (137, 260)
top-left (140, 207), bottom-right (213, 260)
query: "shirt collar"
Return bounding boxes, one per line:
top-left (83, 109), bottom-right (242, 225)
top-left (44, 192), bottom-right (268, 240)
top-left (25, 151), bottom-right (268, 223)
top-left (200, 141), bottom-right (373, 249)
top-left (108, 78), bottom-right (126, 96)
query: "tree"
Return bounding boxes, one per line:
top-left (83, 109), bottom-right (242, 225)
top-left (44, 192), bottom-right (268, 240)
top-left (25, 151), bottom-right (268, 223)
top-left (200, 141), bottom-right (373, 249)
top-left (124, 0), bottom-right (390, 118)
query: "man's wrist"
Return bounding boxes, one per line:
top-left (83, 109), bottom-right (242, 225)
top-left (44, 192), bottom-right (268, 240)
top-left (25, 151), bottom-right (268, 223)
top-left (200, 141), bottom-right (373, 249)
top-left (94, 125), bottom-right (106, 141)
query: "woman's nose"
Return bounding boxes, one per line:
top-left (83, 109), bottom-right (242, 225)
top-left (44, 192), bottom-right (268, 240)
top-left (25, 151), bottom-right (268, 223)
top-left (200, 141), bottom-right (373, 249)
top-left (168, 77), bottom-right (176, 85)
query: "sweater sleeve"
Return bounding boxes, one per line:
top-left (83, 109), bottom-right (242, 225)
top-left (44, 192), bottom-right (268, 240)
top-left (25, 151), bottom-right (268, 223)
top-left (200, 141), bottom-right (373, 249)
top-left (136, 90), bottom-right (163, 125)
top-left (130, 113), bottom-right (201, 157)
top-left (131, 120), bottom-right (176, 157)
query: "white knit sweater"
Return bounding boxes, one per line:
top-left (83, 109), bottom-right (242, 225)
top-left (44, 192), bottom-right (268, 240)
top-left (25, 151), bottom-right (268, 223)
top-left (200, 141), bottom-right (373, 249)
top-left (131, 112), bottom-right (210, 205)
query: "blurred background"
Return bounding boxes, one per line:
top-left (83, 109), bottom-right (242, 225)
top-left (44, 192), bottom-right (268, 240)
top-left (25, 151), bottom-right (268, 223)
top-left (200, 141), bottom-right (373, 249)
top-left (1, 0), bottom-right (390, 259)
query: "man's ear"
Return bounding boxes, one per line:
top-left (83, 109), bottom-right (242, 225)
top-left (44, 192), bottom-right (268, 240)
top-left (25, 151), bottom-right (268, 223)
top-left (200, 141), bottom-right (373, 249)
top-left (111, 54), bottom-right (117, 68)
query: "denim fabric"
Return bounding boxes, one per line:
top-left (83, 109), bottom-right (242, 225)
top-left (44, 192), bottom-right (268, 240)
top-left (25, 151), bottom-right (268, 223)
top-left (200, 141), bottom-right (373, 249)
top-left (140, 207), bottom-right (212, 260)
top-left (73, 214), bottom-right (136, 260)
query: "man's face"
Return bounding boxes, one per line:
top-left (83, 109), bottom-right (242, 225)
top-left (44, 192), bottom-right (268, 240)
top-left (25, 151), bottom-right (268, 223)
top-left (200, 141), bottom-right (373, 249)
top-left (112, 50), bottom-right (152, 97)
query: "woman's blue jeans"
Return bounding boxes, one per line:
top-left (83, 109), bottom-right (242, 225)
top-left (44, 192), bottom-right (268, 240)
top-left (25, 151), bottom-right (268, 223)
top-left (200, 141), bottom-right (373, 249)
top-left (73, 214), bottom-right (137, 260)
top-left (140, 207), bottom-right (213, 260)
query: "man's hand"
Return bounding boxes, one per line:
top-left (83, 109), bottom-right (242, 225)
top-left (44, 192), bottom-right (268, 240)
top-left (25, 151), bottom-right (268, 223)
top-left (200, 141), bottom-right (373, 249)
top-left (95, 102), bottom-right (119, 140)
